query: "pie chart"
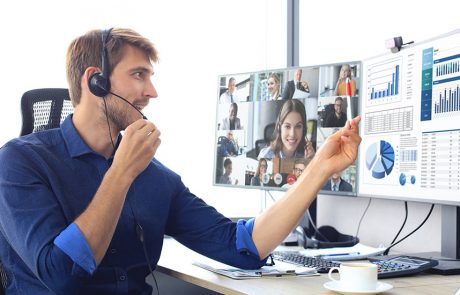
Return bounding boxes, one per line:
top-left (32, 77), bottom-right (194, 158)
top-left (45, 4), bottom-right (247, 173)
top-left (365, 140), bottom-right (395, 179)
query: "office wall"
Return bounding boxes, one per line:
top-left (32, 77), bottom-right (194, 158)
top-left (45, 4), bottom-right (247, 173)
top-left (0, 0), bottom-right (458, 261)
top-left (0, 0), bottom-right (286, 218)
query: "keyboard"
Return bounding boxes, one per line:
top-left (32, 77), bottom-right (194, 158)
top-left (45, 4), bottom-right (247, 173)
top-left (272, 251), bottom-right (340, 273)
top-left (273, 251), bottom-right (439, 278)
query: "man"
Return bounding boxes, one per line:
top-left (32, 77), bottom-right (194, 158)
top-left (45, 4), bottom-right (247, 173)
top-left (219, 77), bottom-right (236, 103)
top-left (322, 171), bottom-right (353, 192)
top-left (281, 68), bottom-right (310, 100)
top-left (220, 102), bottom-right (242, 130)
top-left (0, 28), bottom-right (361, 294)
top-left (220, 131), bottom-right (238, 156)
top-left (325, 96), bottom-right (347, 127)
top-left (218, 158), bottom-right (238, 185)
top-left (281, 159), bottom-right (306, 189)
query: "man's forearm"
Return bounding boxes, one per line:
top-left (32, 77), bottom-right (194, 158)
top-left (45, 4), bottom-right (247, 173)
top-left (74, 166), bottom-right (133, 264)
top-left (251, 158), bottom-right (328, 259)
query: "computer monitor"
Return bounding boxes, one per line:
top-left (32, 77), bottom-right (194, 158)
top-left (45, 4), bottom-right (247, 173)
top-left (357, 29), bottom-right (460, 205)
top-left (213, 62), bottom-right (361, 196)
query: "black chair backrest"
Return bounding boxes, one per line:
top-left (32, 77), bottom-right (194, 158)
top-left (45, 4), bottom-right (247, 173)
top-left (20, 88), bottom-right (73, 136)
top-left (264, 122), bottom-right (276, 143)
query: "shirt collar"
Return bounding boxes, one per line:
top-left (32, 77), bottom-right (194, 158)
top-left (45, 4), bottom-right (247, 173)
top-left (61, 115), bottom-right (96, 158)
top-left (332, 178), bottom-right (342, 187)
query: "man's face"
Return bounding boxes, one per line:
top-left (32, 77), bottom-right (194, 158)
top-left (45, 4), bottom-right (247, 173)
top-left (225, 163), bottom-right (233, 175)
top-left (334, 100), bottom-right (343, 115)
top-left (294, 69), bottom-right (302, 81)
top-left (104, 45), bottom-right (157, 130)
top-left (228, 79), bottom-right (236, 94)
top-left (293, 163), bottom-right (305, 178)
top-left (229, 105), bottom-right (237, 121)
top-left (331, 172), bottom-right (340, 181)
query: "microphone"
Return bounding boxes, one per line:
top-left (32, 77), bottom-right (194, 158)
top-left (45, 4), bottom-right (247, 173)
top-left (109, 91), bottom-right (148, 120)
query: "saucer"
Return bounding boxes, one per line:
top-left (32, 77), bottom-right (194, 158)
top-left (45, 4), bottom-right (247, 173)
top-left (323, 281), bottom-right (393, 294)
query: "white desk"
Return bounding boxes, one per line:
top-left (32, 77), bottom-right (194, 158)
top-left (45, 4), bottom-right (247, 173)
top-left (156, 238), bottom-right (460, 294)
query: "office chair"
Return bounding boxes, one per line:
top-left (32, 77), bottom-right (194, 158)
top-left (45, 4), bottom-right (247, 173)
top-left (0, 89), bottom-right (74, 293)
top-left (20, 88), bottom-right (73, 136)
top-left (320, 103), bottom-right (335, 127)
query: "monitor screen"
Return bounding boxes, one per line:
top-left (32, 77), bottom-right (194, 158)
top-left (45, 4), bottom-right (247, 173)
top-left (213, 62), bottom-right (361, 195)
top-left (357, 29), bottom-right (460, 205)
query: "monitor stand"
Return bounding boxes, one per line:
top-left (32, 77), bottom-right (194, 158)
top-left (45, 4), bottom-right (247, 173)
top-left (387, 205), bottom-right (460, 275)
top-left (429, 205), bottom-right (460, 275)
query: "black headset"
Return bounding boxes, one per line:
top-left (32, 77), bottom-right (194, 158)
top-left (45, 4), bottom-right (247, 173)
top-left (88, 28), bottom-right (113, 97)
top-left (295, 225), bottom-right (359, 249)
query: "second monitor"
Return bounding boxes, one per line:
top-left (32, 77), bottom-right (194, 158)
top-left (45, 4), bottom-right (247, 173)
top-left (214, 62), bottom-right (361, 195)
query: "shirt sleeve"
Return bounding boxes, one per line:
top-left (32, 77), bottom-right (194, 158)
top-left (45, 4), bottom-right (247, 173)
top-left (0, 144), bottom-right (93, 293)
top-left (164, 179), bottom-right (267, 270)
top-left (54, 223), bottom-right (96, 274)
top-left (235, 218), bottom-right (260, 258)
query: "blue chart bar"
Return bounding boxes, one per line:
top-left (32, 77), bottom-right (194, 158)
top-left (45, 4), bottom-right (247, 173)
top-left (435, 85), bottom-right (460, 114)
top-left (370, 65), bottom-right (399, 99)
top-left (436, 60), bottom-right (460, 77)
top-left (434, 53), bottom-right (460, 78)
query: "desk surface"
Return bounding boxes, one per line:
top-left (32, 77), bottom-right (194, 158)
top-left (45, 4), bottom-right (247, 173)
top-left (157, 238), bottom-right (460, 295)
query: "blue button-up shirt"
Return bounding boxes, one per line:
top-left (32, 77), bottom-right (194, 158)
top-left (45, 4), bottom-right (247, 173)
top-left (0, 116), bottom-right (266, 294)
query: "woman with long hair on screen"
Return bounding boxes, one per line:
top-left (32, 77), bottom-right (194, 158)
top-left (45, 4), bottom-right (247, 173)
top-left (250, 158), bottom-right (268, 186)
top-left (267, 73), bottom-right (281, 100)
top-left (258, 99), bottom-right (315, 160)
top-left (335, 64), bottom-right (356, 96)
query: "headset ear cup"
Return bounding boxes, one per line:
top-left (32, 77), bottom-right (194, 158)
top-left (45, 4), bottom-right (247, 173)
top-left (89, 73), bottom-right (110, 97)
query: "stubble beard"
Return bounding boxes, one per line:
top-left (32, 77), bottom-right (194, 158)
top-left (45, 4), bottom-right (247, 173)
top-left (102, 97), bottom-right (132, 132)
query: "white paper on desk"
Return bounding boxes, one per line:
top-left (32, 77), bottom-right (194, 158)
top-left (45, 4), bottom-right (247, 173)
top-left (299, 243), bottom-right (386, 261)
top-left (193, 258), bottom-right (318, 280)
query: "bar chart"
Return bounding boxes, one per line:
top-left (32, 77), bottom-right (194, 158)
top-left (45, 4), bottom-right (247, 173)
top-left (434, 52), bottom-right (460, 79)
top-left (366, 57), bottom-right (402, 106)
top-left (431, 49), bottom-right (460, 119)
top-left (432, 84), bottom-right (460, 118)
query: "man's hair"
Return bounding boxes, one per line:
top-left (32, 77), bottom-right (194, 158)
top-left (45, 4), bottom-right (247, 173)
top-left (66, 28), bottom-right (159, 105)
top-left (335, 96), bottom-right (344, 103)
top-left (230, 102), bottom-right (238, 112)
top-left (228, 77), bottom-right (236, 86)
top-left (294, 158), bottom-right (306, 166)
top-left (223, 158), bottom-right (232, 168)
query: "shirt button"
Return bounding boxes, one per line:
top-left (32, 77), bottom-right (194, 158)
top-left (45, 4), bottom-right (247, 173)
top-left (119, 275), bottom-right (126, 281)
top-left (110, 248), bottom-right (117, 254)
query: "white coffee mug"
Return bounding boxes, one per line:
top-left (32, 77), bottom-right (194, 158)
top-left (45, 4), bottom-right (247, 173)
top-left (328, 262), bottom-right (378, 291)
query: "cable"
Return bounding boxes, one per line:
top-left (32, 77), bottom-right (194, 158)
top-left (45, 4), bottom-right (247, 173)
top-left (383, 201), bottom-right (409, 255)
top-left (127, 193), bottom-right (160, 295)
top-left (355, 198), bottom-right (372, 238)
top-left (266, 190), bottom-right (276, 203)
top-left (306, 208), bottom-right (330, 242)
top-left (101, 91), bottom-right (157, 293)
top-left (136, 223), bottom-right (160, 295)
top-left (384, 201), bottom-right (409, 255)
top-left (383, 204), bottom-right (435, 255)
top-left (102, 96), bottom-right (116, 152)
